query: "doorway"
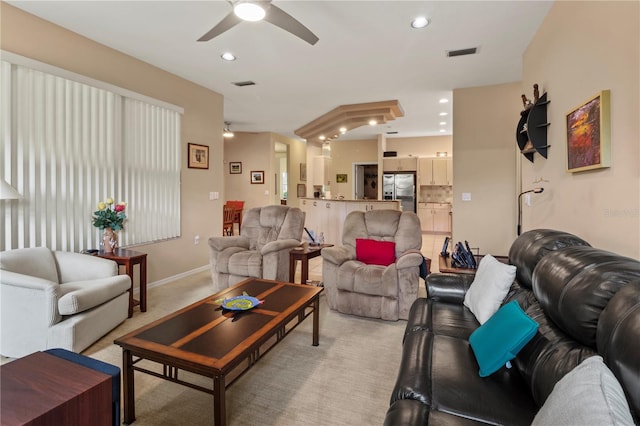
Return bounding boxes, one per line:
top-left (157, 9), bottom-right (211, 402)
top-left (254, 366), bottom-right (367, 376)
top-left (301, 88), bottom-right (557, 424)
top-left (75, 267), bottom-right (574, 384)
top-left (354, 162), bottom-right (378, 200)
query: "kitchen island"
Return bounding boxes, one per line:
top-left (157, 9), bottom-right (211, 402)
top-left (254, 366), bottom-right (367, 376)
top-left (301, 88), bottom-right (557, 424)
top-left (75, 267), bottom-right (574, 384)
top-left (299, 198), bottom-right (400, 245)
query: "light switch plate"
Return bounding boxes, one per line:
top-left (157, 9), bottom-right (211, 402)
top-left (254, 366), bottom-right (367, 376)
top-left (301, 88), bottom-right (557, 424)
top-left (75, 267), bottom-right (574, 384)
top-left (462, 192), bottom-right (471, 201)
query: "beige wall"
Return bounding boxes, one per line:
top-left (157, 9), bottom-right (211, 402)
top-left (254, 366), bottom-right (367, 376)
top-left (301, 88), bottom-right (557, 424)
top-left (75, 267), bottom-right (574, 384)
top-left (521, 1), bottom-right (639, 258)
top-left (453, 83), bottom-right (521, 256)
top-left (272, 133), bottom-right (307, 208)
top-left (329, 139), bottom-right (378, 199)
top-left (1, 4), bottom-right (224, 283)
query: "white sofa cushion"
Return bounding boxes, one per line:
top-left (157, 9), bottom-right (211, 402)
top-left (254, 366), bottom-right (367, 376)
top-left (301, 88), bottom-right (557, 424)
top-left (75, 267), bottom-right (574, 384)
top-left (58, 277), bottom-right (130, 315)
top-left (0, 247), bottom-right (60, 283)
top-left (532, 356), bottom-right (634, 426)
top-left (463, 254), bottom-right (517, 324)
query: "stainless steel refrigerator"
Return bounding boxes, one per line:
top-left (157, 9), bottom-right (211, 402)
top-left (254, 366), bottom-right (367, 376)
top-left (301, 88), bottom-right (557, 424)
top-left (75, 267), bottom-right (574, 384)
top-left (383, 173), bottom-right (416, 213)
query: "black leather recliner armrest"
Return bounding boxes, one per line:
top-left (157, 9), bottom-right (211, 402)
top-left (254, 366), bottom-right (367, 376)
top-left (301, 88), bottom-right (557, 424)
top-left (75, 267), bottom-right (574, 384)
top-left (426, 273), bottom-right (475, 304)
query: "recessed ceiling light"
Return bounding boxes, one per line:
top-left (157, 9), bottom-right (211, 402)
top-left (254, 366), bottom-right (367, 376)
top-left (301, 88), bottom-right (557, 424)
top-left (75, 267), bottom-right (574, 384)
top-left (439, 112), bottom-right (448, 116)
top-left (339, 127), bottom-right (347, 133)
top-left (368, 119), bottom-right (377, 126)
top-left (221, 52), bottom-right (236, 61)
top-left (439, 129), bottom-right (446, 133)
top-left (411, 16), bottom-right (429, 29)
top-left (437, 151), bottom-right (447, 157)
top-left (439, 98), bottom-right (449, 103)
top-left (234, 2), bottom-right (265, 21)
top-left (439, 121), bottom-right (447, 125)
top-left (319, 135), bottom-right (326, 141)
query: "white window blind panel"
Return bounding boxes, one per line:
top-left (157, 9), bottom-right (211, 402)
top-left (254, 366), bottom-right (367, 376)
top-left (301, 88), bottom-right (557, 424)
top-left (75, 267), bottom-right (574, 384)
top-left (1, 60), bottom-right (181, 252)
top-left (122, 99), bottom-right (181, 246)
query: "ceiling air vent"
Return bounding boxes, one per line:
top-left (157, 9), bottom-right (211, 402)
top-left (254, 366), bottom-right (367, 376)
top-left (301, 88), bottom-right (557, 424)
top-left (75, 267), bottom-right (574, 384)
top-left (446, 47), bottom-right (478, 58)
top-left (386, 131), bottom-right (398, 135)
top-left (233, 81), bottom-right (256, 87)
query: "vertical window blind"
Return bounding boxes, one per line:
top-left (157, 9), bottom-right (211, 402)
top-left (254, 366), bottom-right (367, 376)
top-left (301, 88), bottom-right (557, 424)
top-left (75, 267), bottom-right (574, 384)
top-left (0, 59), bottom-right (181, 252)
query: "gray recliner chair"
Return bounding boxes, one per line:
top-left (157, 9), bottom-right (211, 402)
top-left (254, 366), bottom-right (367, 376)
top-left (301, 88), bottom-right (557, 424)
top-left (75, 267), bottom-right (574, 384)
top-left (208, 205), bottom-right (305, 292)
top-left (321, 209), bottom-right (423, 321)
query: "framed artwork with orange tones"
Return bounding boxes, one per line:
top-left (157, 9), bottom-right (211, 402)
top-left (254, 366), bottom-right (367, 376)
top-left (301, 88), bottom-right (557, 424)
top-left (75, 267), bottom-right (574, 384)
top-left (566, 90), bottom-right (610, 173)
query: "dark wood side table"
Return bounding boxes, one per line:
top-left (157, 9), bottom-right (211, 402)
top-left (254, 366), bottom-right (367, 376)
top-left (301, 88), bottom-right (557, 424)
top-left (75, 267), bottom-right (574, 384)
top-left (1, 351), bottom-right (112, 426)
top-left (289, 243), bottom-right (333, 284)
top-left (98, 248), bottom-right (147, 318)
top-left (438, 254), bottom-right (509, 274)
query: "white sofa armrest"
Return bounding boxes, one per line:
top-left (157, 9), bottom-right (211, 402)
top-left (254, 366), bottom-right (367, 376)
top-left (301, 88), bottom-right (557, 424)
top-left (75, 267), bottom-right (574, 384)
top-left (1, 270), bottom-right (62, 357)
top-left (58, 275), bottom-right (130, 315)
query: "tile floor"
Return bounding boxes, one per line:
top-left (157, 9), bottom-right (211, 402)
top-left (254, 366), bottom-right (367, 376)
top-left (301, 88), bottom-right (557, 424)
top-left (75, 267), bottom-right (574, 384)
top-left (295, 232), bottom-right (450, 298)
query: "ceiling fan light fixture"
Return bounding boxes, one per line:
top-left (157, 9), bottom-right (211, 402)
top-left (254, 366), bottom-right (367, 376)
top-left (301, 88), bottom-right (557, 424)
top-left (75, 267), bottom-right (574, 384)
top-left (221, 52), bottom-right (236, 61)
top-left (234, 2), bottom-right (266, 22)
top-left (223, 121), bottom-right (234, 138)
top-left (411, 16), bottom-right (429, 29)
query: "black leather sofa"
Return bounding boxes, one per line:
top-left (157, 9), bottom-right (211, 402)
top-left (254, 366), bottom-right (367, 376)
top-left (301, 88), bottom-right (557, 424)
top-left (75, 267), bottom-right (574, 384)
top-left (384, 229), bottom-right (640, 425)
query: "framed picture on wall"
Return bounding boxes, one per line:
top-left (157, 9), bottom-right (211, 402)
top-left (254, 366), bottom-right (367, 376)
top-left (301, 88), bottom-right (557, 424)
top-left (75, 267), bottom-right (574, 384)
top-left (188, 143), bottom-right (209, 169)
top-left (336, 174), bottom-right (348, 183)
top-left (250, 170), bottom-right (265, 184)
top-left (229, 162), bottom-right (242, 174)
top-left (566, 90), bottom-right (611, 173)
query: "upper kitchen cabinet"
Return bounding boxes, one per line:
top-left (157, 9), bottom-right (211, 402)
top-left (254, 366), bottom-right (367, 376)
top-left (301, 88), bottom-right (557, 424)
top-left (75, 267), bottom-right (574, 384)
top-left (313, 156), bottom-right (333, 186)
top-left (419, 158), bottom-right (452, 186)
top-left (383, 157), bottom-right (417, 172)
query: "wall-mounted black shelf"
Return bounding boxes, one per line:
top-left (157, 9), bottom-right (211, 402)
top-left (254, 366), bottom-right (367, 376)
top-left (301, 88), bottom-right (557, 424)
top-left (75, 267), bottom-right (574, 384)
top-left (516, 92), bottom-right (550, 162)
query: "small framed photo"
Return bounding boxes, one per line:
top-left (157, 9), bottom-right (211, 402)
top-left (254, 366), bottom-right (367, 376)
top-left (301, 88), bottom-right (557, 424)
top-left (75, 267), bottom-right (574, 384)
top-left (251, 170), bottom-right (265, 184)
top-left (229, 162), bottom-right (242, 174)
top-left (336, 174), bottom-right (348, 183)
top-left (188, 143), bottom-right (209, 169)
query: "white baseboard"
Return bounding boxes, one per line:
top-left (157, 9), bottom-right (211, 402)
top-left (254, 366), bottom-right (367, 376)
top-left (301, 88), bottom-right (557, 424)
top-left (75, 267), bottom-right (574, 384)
top-left (132, 265), bottom-right (209, 296)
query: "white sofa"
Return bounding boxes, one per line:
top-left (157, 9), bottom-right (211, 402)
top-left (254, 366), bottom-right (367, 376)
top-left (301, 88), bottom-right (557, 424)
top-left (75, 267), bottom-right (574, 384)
top-left (1, 247), bottom-right (130, 358)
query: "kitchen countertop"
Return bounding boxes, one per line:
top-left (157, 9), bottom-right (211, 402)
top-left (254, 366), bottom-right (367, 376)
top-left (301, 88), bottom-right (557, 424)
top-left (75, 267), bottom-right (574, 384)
top-left (300, 198), bottom-right (398, 202)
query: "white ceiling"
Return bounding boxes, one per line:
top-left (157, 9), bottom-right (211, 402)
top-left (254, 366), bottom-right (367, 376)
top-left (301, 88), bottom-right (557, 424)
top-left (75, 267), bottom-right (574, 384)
top-left (7, 1), bottom-right (553, 141)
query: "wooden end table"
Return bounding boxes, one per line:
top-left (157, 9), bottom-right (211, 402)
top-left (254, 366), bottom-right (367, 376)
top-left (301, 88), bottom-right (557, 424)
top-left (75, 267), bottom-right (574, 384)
top-left (438, 254), bottom-right (509, 274)
top-left (1, 351), bottom-right (112, 426)
top-left (289, 243), bottom-right (333, 284)
top-left (98, 248), bottom-right (147, 318)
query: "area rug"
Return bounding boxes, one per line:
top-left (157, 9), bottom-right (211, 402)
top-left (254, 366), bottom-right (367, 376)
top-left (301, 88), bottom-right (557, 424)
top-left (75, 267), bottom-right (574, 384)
top-left (84, 271), bottom-right (406, 425)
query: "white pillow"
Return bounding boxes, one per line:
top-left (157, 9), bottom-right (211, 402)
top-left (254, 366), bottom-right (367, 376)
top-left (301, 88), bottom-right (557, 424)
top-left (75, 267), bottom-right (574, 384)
top-left (463, 254), bottom-right (516, 324)
top-left (532, 356), bottom-right (634, 426)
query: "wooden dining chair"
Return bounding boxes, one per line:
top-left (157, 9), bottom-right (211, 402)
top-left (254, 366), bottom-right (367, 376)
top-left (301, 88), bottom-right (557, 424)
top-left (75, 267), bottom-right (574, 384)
top-left (223, 205), bottom-right (235, 236)
top-left (226, 200), bottom-right (244, 234)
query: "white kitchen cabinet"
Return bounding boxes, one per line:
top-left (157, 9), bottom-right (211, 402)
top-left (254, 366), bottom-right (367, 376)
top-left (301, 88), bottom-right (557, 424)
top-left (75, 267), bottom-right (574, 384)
top-left (383, 157), bottom-right (417, 172)
top-left (418, 202), bottom-right (451, 233)
top-left (300, 199), bottom-right (400, 244)
top-left (419, 158), bottom-right (452, 186)
top-left (313, 156), bottom-right (333, 186)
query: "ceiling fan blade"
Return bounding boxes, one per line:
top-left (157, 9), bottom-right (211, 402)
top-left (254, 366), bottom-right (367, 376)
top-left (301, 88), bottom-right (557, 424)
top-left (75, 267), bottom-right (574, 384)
top-left (198, 11), bottom-right (243, 42)
top-left (263, 4), bottom-right (319, 45)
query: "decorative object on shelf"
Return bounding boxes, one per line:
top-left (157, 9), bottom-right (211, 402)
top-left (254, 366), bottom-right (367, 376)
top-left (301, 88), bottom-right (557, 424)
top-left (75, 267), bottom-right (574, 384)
top-left (92, 198), bottom-right (127, 253)
top-left (566, 90), bottom-right (611, 173)
top-left (187, 143), bottom-right (209, 169)
top-left (297, 183), bottom-right (306, 197)
top-left (517, 188), bottom-right (544, 236)
top-left (229, 161), bottom-right (242, 174)
top-left (300, 163), bottom-right (307, 181)
top-left (250, 170), bottom-right (264, 184)
top-left (516, 84), bottom-right (550, 162)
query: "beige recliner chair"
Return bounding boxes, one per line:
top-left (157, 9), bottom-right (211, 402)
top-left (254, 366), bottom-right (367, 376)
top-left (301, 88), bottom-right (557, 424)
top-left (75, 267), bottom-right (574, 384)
top-left (0, 247), bottom-right (130, 358)
top-left (321, 209), bottom-right (423, 321)
top-left (208, 205), bottom-right (305, 292)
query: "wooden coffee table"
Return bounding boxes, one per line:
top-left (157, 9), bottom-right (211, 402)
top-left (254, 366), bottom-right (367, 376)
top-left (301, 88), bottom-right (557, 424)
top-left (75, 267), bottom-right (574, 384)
top-left (114, 278), bottom-right (323, 426)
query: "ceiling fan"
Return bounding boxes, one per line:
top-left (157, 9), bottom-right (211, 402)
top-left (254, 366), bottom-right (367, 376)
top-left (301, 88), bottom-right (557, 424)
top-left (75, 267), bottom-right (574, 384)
top-left (198, 0), bottom-right (319, 45)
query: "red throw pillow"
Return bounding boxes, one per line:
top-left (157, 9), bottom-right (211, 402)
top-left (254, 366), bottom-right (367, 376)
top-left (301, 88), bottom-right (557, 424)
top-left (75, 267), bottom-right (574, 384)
top-left (355, 238), bottom-right (396, 266)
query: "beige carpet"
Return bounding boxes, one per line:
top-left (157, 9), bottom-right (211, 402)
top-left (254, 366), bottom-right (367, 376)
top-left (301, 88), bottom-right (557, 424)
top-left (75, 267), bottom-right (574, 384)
top-left (83, 271), bottom-right (408, 425)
